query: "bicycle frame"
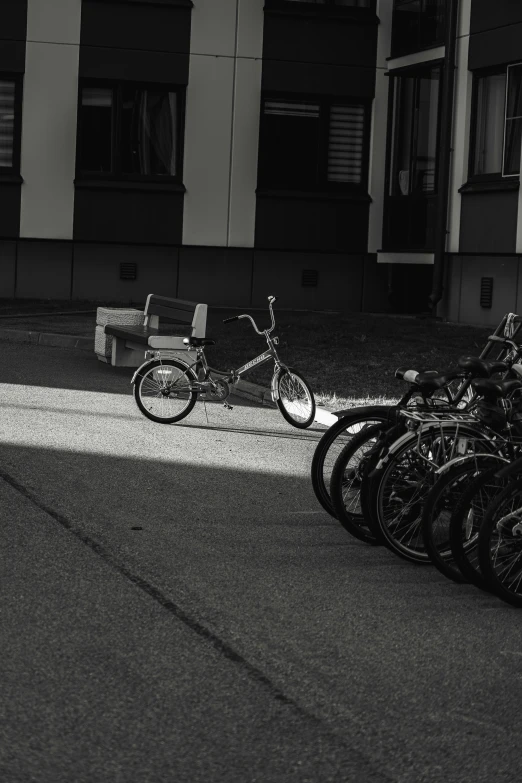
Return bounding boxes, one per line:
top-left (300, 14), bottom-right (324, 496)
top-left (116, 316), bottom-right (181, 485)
top-left (138, 296), bottom-right (287, 396)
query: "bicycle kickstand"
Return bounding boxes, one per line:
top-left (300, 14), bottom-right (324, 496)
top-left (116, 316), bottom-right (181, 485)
top-left (223, 402), bottom-right (233, 411)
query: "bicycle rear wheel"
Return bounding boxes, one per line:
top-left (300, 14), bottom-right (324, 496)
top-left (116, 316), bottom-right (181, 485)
top-left (478, 477), bottom-right (522, 607)
top-left (449, 463), bottom-right (512, 590)
top-left (421, 458), bottom-right (502, 583)
top-left (134, 359), bottom-right (197, 424)
top-left (374, 423), bottom-right (487, 563)
top-left (311, 406), bottom-right (396, 516)
top-left (274, 368), bottom-right (315, 429)
top-left (330, 423), bottom-right (389, 544)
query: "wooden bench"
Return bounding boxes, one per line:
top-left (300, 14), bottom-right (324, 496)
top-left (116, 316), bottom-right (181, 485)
top-left (104, 294), bottom-right (208, 367)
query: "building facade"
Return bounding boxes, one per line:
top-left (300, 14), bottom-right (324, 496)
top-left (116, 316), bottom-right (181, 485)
top-left (0, 0), bottom-right (522, 324)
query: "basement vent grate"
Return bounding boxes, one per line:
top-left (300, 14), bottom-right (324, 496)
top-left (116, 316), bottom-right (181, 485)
top-left (120, 262), bottom-right (137, 281)
top-left (302, 269), bottom-right (318, 287)
top-left (480, 277), bottom-right (493, 309)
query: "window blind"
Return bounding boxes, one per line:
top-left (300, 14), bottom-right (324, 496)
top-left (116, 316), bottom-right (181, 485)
top-left (0, 80), bottom-right (15, 168)
top-left (264, 100), bottom-right (320, 118)
top-left (327, 104), bottom-right (365, 183)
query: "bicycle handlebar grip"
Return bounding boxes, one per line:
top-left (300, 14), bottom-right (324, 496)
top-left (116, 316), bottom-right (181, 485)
top-left (223, 316), bottom-right (239, 324)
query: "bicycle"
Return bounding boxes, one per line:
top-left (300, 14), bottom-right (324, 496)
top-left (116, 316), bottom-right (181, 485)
top-left (132, 295), bottom-right (316, 429)
top-left (311, 312), bottom-right (522, 519)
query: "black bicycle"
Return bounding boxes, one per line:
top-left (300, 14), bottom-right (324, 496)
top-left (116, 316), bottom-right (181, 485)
top-left (132, 296), bottom-right (316, 429)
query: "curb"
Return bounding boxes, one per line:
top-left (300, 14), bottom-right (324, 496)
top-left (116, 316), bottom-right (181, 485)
top-left (0, 327), bottom-right (93, 351)
top-left (0, 326), bottom-right (339, 425)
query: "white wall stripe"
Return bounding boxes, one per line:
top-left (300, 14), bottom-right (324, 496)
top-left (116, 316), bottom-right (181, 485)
top-left (20, 0), bottom-right (82, 240)
top-left (183, 0), bottom-right (263, 248)
top-left (447, 0), bottom-right (472, 254)
top-left (368, 0), bottom-right (393, 253)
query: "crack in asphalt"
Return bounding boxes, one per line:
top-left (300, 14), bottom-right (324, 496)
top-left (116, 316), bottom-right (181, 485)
top-left (0, 465), bottom-right (394, 783)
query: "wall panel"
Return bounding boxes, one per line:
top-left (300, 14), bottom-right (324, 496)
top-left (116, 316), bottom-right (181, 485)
top-left (27, 0), bottom-right (81, 44)
top-left (251, 251), bottom-right (363, 311)
top-left (228, 57), bottom-right (262, 248)
top-left (178, 247), bottom-right (252, 305)
top-left (20, 41), bottom-right (80, 240)
top-left (81, 0), bottom-right (191, 53)
top-left (73, 186), bottom-right (184, 245)
top-left (458, 256), bottom-right (518, 326)
top-left (459, 191), bottom-right (518, 254)
top-left (16, 241), bottom-right (72, 299)
top-left (72, 244), bottom-right (178, 302)
top-left (182, 55), bottom-right (234, 246)
top-left (0, 241), bottom-right (17, 298)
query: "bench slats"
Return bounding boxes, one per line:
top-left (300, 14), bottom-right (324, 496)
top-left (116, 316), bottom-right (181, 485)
top-left (104, 325), bottom-right (158, 345)
top-left (102, 295), bottom-right (207, 367)
top-left (147, 295), bottom-right (198, 317)
top-left (147, 304), bottom-right (196, 323)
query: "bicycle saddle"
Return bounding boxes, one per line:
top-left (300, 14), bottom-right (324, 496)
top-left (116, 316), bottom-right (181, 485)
top-left (471, 378), bottom-right (522, 398)
top-left (183, 337), bottom-right (216, 347)
top-left (414, 368), bottom-right (462, 391)
top-left (458, 356), bottom-right (508, 377)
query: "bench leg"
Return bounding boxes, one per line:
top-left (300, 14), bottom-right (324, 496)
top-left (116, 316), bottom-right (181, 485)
top-left (111, 337), bottom-right (146, 367)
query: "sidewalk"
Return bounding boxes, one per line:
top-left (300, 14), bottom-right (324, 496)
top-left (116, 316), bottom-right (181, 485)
top-left (0, 301), bottom-right (337, 426)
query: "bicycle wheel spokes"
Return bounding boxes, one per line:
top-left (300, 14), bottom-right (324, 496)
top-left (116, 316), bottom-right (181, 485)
top-left (376, 428), bottom-right (480, 562)
top-left (138, 363), bottom-right (194, 421)
top-left (276, 369), bottom-right (315, 428)
top-left (339, 438), bottom-right (377, 518)
top-left (479, 481), bottom-right (522, 606)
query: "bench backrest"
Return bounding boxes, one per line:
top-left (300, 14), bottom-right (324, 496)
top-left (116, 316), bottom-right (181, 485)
top-left (143, 294), bottom-right (207, 338)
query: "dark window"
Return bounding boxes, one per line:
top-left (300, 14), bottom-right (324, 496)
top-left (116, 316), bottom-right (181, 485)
top-left (470, 64), bottom-right (522, 179)
top-left (78, 82), bottom-right (182, 179)
top-left (0, 76), bottom-right (22, 174)
top-left (258, 97), bottom-right (368, 190)
top-left (384, 64), bottom-right (442, 250)
top-left (389, 66), bottom-right (441, 195)
top-left (391, 0), bottom-right (445, 58)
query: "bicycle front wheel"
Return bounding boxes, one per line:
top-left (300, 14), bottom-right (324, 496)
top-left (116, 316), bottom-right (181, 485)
top-left (274, 368), bottom-right (315, 429)
top-left (311, 406), bottom-right (396, 517)
top-left (134, 359), bottom-right (197, 424)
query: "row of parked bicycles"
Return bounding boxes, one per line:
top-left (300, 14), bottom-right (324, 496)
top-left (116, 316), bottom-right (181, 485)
top-left (310, 312), bottom-right (522, 608)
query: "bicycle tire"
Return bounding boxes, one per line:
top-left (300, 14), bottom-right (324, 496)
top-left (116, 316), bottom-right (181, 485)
top-left (134, 359), bottom-right (198, 424)
top-left (274, 367), bottom-right (316, 429)
top-left (374, 423), bottom-right (491, 563)
top-left (449, 462), bottom-right (512, 590)
top-left (478, 476), bottom-right (522, 607)
top-left (310, 405), bottom-right (396, 516)
top-left (330, 423), bottom-right (390, 544)
top-left (421, 457), bottom-right (504, 583)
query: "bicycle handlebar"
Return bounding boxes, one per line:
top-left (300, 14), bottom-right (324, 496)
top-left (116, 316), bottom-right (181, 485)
top-left (222, 296), bottom-right (278, 335)
top-left (488, 334), bottom-right (521, 353)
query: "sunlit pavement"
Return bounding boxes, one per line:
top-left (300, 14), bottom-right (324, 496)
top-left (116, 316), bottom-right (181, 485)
top-left (1, 341), bottom-right (521, 783)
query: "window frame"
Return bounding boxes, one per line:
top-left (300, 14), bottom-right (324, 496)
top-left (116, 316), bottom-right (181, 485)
top-left (266, 0), bottom-right (375, 10)
top-left (386, 62), bottom-right (443, 198)
top-left (0, 73), bottom-right (23, 177)
top-left (75, 78), bottom-right (186, 183)
top-left (257, 92), bottom-right (371, 193)
top-left (382, 62), bottom-right (443, 251)
top-left (467, 64), bottom-right (522, 183)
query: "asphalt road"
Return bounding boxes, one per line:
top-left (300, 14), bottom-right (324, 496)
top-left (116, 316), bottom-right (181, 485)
top-left (1, 341), bottom-right (521, 783)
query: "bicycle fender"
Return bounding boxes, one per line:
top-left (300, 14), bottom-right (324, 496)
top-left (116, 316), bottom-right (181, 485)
top-left (271, 364), bottom-right (291, 401)
top-left (131, 358), bottom-right (156, 385)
